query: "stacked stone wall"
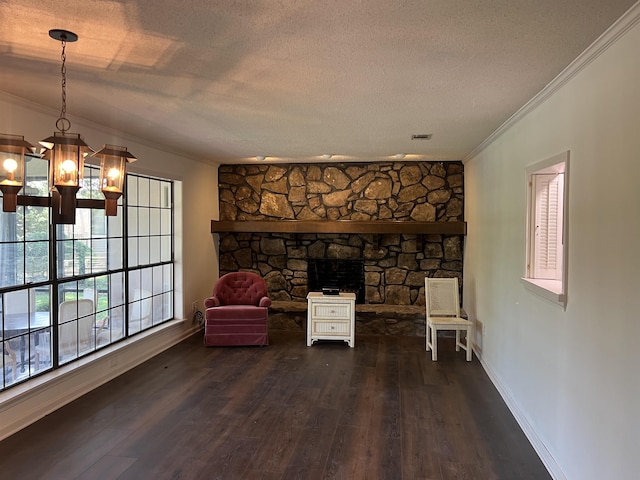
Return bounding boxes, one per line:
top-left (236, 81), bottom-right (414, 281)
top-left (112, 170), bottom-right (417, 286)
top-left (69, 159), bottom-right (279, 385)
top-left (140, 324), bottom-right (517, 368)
top-left (218, 161), bottom-right (464, 306)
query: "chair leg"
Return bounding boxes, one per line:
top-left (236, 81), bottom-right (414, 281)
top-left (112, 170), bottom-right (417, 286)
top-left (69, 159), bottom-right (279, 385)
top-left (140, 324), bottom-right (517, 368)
top-left (7, 358), bottom-right (16, 381)
top-left (426, 324), bottom-right (431, 351)
top-left (455, 329), bottom-right (461, 352)
top-left (431, 326), bottom-right (438, 361)
top-left (466, 327), bottom-right (473, 362)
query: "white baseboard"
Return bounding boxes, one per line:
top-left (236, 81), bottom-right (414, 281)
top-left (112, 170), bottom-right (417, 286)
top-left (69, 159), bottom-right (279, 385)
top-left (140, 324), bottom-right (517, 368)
top-left (0, 320), bottom-right (199, 441)
top-left (477, 353), bottom-right (567, 480)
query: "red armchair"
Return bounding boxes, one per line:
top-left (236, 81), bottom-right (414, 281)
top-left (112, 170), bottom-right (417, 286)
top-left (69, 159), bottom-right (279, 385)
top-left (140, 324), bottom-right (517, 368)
top-left (204, 272), bottom-right (271, 346)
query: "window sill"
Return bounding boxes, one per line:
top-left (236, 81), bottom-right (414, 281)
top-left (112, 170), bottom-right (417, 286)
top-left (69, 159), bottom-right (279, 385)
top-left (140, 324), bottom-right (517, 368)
top-left (521, 278), bottom-right (566, 308)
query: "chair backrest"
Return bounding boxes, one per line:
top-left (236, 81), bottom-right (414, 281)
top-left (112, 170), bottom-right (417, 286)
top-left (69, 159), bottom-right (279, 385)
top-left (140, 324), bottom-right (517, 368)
top-left (83, 288), bottom-right (97, 305)
top-left (3, 288), bottom-right (36, 316)
top-left (425, 277), bottom-right (461, 318)
top-left (59, 299), bottom-right (94, 322)
top-left (130, 289), bottom-right (152, 327)
top-left (213, 272), bottom-right (268, 306)
top-left (59, 299), bottom-right (95, 356)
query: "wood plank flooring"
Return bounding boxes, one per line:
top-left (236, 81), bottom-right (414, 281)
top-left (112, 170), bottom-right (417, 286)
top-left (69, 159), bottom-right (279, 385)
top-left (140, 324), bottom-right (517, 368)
top-left (0, 330), bottom-right (550, 479)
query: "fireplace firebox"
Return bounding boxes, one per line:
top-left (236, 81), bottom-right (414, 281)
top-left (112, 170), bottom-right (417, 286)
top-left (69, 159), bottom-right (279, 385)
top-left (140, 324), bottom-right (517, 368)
top-left (307, 258), bottom-right (365, 303)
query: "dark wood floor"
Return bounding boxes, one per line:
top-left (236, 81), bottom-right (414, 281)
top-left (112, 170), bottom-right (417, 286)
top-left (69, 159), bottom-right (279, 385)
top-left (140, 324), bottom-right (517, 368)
top-left (0, 330), bottom-right (550, 480)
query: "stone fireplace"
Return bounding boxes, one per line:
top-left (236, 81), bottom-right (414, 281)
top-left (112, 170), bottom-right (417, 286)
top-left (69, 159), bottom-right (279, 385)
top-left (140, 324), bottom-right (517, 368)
top-left (216, 161), bottom-right (464, 317)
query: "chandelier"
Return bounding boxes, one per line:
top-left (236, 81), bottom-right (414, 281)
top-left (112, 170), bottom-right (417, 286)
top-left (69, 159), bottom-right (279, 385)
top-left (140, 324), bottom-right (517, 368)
top-left (0, 29), bottom-right (136, 223)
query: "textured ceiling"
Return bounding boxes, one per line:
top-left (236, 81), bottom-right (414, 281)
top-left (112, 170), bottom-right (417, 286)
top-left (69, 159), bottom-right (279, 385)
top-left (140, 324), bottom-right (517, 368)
top-left (0, 0), bottom-right (636, 164)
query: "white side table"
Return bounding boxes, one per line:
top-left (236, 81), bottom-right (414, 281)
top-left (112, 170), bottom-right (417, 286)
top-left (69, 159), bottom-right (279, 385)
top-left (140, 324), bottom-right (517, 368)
top-left (307, 292), bottom-right (356, 348)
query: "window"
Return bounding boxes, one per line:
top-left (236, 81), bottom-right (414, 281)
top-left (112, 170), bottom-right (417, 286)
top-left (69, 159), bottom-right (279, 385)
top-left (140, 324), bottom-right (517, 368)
top-left (522, 151), bottom-right (569, 307)
top-left (126, 174), bottom-right (174, 334)
top-left (1, 161), bottom-right (174, 390)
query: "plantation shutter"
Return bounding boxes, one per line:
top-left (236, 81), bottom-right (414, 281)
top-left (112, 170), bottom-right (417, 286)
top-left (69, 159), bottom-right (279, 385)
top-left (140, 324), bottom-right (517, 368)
top-left (532, 173), bottom-right (564, 279)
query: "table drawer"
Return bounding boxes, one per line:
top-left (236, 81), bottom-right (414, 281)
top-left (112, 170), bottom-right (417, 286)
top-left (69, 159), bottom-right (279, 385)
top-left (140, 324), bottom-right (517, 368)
top-left (311, 303), bottom-right (352, 320)
top-left (312, 320), bottom-right (350, 335)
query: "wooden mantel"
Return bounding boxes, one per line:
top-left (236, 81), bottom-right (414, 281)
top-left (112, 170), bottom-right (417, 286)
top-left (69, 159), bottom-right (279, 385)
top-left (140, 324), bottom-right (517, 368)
top-left (211, 220), bottom-right (466, 235)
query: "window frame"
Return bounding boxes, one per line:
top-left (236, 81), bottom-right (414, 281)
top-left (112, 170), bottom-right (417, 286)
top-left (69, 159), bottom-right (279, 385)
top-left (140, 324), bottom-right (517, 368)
top-left (1, 165), bottom-right (175, 390)
top-left (521, 151), bottom-right (569, 308)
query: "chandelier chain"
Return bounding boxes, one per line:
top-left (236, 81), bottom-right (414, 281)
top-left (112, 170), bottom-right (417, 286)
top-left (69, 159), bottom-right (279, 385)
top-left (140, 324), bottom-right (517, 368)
top-left (56, 38), bottom-right (71, 133)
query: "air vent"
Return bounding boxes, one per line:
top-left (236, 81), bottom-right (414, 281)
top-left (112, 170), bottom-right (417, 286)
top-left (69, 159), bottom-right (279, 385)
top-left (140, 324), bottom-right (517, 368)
top-left (411, 134), bottom-right (432, 140)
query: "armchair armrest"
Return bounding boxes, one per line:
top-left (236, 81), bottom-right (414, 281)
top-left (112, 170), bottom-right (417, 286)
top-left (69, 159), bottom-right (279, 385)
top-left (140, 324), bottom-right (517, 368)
top-left (259, 297), bottom-right (272, 308)
top-left (204, 296), bottom-right (220, 308)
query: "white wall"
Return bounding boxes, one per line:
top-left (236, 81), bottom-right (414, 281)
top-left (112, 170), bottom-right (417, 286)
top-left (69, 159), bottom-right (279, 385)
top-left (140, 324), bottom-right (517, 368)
top-left (463, 6), bottom-right (640, 480)
top-left (0, 92), bottom-right (220, 439)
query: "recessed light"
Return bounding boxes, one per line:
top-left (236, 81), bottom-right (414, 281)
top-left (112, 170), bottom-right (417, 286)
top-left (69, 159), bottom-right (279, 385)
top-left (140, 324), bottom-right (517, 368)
top-left (411, 134), bottom-right (432, 140)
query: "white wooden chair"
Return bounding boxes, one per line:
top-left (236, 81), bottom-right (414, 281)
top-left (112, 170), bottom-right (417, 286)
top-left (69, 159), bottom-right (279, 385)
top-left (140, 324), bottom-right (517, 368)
top-left (59, 299), bottom-right (96, 361)
top-left (128, 289), bottom-right (152, 334)
top-left (425, 277), bottom-right (473, 361)
top-left (35, 299), bottom-right (95, 368)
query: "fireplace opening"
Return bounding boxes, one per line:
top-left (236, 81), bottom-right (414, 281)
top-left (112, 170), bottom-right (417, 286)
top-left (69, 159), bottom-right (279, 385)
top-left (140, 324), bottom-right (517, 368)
top-left (307, 258), bottom-right (365, 303)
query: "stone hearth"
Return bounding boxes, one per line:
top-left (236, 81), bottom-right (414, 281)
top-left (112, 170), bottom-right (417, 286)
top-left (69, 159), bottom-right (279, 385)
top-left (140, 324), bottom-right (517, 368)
top-left (269, 300), bottom-right (427, 337)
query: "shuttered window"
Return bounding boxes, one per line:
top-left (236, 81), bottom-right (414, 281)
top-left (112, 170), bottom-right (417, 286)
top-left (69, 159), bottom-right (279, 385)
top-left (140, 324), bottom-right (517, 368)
top-left (523, 151), bottom-right (569, 306)
top-left (532, 173), bottom-right (564, 280)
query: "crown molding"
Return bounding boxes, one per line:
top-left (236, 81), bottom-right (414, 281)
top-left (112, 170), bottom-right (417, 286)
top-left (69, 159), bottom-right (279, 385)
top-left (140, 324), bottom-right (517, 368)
top-left (0, 90), bottom-right (204, 165)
